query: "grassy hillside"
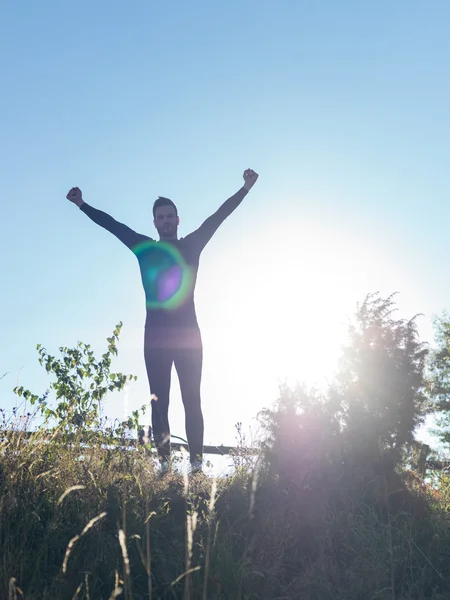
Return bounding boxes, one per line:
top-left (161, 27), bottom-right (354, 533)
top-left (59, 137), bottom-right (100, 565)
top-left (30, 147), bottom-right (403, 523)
top-left (4, 294), bottom-right (450, 599)
top-left (1, 424), bottom-right (450, 600)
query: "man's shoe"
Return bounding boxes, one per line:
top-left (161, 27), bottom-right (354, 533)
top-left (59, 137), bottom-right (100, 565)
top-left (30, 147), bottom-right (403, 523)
top-left (190, 460), bottom-right (203, 475)
top-left (160, 460), bottom-right (170, 476)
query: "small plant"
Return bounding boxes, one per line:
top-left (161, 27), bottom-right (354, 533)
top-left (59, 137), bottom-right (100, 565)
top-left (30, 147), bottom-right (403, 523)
top-left (12, 322), bottom-right (145, 441)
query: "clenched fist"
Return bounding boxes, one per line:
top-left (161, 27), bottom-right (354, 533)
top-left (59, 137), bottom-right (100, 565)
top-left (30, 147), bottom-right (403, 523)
top-left (243, 169), bottom-right (259, 191)
top-left (66, 187), bottom-right (84, 207)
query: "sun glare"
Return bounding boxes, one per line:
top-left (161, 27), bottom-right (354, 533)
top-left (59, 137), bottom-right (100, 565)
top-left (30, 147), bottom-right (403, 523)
top-left (197, 210), bottom-right (416, 427)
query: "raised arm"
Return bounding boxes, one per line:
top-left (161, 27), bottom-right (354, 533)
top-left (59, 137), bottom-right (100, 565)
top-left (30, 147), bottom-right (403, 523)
top-left (187, 169), bottom-right (259, 253)
top-left (66, 186), bottom-right (150, 250)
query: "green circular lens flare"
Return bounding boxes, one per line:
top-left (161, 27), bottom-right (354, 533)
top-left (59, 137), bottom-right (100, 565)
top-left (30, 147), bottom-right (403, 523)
top-left (134, 241), bottom-right (194, 310)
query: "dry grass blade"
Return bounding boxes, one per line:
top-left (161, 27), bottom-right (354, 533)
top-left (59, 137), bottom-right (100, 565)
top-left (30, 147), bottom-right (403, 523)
top-left (171, 566), bottom-right (201, 586)
top-left (71, 582), bottom-right (83, 600)
top-left (87, 469), bottom-right (98, 487)
top-left (184, 509), bottom-right (198, 600)
top-left (8, 578), bottom-right (17, 600)
top-left (208, 478), bottom-right (217, 512)
top-left (118, 529), bottom-right (130, 577)
top-left (108, 587), bottom-right (123, 600)
top-left (57, 485), bottom-right (86, 506)
top-left (132, 530), bottom-right (153, 598)
top-left (119, 529), bottom-right (132, 600)
top-left (35, 468), bottom-right (59, 480)
top-left (62, 512), bottom-right (107, 574)
top-left (85, 572), bottom-right (91, 600)
top-left (134, 535), bottom-right (146, 567)
top-left (187, 512), bottom-right (198, 562)
top-left (145, 499), bottom-right (154, 600)
top-left (8, 578), bottom-right (23, 599)
top-left (410, 538), bottom-right (447, 582)
top-left (202, 478), bottom-right (217, 600)
top-left (144, 510), bottom-right (156, 525)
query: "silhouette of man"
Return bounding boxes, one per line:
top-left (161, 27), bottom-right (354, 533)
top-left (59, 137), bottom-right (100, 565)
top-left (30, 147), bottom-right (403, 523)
top-left (66, 169), bottom-right (259, 473)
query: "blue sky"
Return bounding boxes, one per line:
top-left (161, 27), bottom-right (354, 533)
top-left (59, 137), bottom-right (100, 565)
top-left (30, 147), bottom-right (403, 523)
top-left (2, 1), bottom-right (450, 457)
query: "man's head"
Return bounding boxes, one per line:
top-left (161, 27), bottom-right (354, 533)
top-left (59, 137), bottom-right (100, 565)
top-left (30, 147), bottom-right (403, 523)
top-left (153, 197), bottom-right (180, 240)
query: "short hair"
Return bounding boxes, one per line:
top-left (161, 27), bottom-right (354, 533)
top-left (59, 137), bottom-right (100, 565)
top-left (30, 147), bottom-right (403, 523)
top-left (153, 196), bottom-right (178, 218)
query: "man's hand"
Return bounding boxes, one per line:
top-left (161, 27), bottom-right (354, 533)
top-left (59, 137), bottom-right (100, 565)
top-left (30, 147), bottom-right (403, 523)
top-left (66, 187), bottom-right (84, 207)
top-left (243, 169), bottom-right (259, 191)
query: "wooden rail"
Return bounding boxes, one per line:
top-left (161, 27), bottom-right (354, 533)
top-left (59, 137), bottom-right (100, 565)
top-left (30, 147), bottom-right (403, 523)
top-left (0, 429), bottom-right (258, 457)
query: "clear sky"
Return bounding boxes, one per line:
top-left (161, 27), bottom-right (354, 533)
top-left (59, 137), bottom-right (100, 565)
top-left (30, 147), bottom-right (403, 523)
top-left (2, 1), bottom-right (450, 456)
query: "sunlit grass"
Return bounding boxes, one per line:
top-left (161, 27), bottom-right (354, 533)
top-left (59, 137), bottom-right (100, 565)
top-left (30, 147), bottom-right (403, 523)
top-left (1, 415), bottom-right (450, 600)
top-left (3, 294), bottom-right (450, 599)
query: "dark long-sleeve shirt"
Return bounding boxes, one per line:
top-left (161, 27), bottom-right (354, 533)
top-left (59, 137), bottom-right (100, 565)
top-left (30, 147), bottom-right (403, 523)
top-left (80, 186), bottom-right (248, 328)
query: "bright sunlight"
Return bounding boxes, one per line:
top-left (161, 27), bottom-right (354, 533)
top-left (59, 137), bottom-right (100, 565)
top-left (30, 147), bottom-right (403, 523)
top-left (196, 205), bottom-right (425, 430)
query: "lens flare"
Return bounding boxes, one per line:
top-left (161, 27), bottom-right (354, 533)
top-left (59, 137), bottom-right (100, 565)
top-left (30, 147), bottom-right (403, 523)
top-left (133, 240), bottom-right (194, 310)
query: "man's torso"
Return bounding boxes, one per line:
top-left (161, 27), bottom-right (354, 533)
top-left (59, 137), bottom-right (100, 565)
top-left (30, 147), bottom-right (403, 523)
top-left (134, 237), bottom-right (201, 330)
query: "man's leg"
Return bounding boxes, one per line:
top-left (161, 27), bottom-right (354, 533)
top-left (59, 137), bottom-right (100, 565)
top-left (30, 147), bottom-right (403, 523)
top-left (174, 343), bottom-right (204, 467)
top-left (144, 340), bottom-right (173, 463)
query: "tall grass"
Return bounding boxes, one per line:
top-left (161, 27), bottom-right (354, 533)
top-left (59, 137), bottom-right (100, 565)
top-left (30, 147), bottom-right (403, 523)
top-left (1, 417), bottom-right (450, 599)
top-left (5, 293), bottom-right (450, 597)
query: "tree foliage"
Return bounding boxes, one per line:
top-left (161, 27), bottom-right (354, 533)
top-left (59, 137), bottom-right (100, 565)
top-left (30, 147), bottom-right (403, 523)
top-left (333, 292), bottom-right (429, 461)
top-left (260, 293), bottom-right (429, 482)
top-left (429, 312), bottom-right (450, 446)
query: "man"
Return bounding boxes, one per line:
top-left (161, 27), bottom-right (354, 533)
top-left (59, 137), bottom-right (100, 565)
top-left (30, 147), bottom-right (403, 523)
top-left (66, 169), bottom-right (259, 473)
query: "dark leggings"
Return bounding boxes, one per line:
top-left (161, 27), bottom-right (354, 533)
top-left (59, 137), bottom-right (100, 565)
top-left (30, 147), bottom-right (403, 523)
top-left (144, 327), bottom-right (204, 463)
